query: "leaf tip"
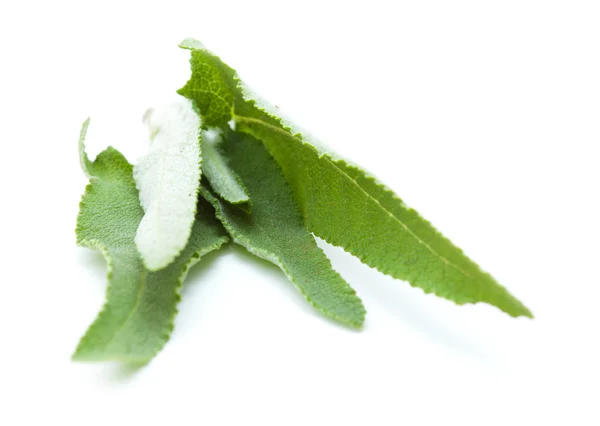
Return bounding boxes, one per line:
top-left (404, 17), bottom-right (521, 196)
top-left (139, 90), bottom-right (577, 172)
top-left (78, 117), bottom-right (92, 177)
top-left (135, 233), bottom-right (181, 272)
top-left (350, 317), bottom-right (366, 330)
top-left (503, 291), bottom-right (534, 319)
top-left (233, 201), bottom-right (252, 214)
top-left (520, 306), bottom-right (534, 319)
top-left (497, 297), bottom-right (534, 319)
top-left (178, 38), bottom-right (205, 51)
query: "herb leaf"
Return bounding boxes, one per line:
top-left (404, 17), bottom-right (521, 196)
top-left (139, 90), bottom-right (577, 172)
top-left (201, 131), bottom-right (366, 328)
top-left (134, 99), bottom-right (203, 271)
top-left (178, 40), bottom-right (531, 318)
top-left (201, 127), bottom-right (250, 208)
top-left (74, 121), bottom-right (228, 363)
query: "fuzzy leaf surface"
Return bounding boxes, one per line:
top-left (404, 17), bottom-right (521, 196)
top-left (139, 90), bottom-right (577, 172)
top-left (201, 127), bottom-right (250, 207)
top-left (178, 39), bottom-right (532, 318)
top-left (134, 99), bottom-right (203, 271)
top-left (74, 123), bottom-right (228, 363)
top-left (201, 131), bottom-right (365, 328)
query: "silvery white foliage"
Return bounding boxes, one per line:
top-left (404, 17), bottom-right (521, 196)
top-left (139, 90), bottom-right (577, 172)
top-left (133, 98), bottom-right (202, 271)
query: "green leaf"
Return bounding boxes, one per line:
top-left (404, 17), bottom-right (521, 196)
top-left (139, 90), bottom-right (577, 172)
top-left (78, 117), bottom-right (93, 176)
top-left (134, 99), bottom-right (203, 271)
top-left (178, 39), bottom-right (532, 318)
top-left (178, 39), bottom-right (239, 128)
top-left (74, 121), bottom-right (228, 363)
top-left (178, 38), bottom-right (282, 129)
top-left (201, 127), bottom-right (250, 208)
top-left (200, 131), bottom-right (366, 328)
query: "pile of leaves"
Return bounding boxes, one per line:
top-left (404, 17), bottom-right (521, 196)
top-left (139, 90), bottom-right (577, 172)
top-left (74, 39), bottom-right (532, 364)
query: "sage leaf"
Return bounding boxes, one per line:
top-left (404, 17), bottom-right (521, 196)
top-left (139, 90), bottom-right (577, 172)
top-left (178, 39), bottom-right (532, 318)
top-left (134, 98), bottom-right (203, 271)
top-left (74, 121), bottom-right (228, 363)
top-left (201, 131), bottom-right (366, 328)
top-left (201, 127), bottom-right (250, 208)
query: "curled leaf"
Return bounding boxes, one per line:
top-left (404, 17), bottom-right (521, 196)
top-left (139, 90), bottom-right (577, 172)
top-left (201, 127), bottom-right (250, 208)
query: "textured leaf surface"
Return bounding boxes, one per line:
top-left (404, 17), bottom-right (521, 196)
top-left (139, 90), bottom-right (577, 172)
top-left (74, 124), bottom-right (228, 363)
top-left (201, 131), bottom-right (366, 327)
top-left (134, 99), bottom-right (203, 271)
top-left (178, 40), bottom-right (532, 318)
top-left (201, 127), bottom-right (250, 207)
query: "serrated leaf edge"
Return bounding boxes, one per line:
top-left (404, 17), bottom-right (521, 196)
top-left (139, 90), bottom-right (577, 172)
top-left (72, 234), bottom-right (228, 363)
top-left (200, 187), bottom-right (365, 328)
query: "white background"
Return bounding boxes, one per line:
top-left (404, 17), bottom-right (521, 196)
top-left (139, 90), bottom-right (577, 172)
top-left (1, 1), bottom-right (599, 424)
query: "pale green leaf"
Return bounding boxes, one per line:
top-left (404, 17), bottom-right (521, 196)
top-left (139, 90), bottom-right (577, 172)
top-left (201, 127), bottom-right (250, 207)
top-left (134, 99), bottom-right (203, 271)
top-left (200, 131), bottom-right (366, 328)
top-left (74, 121), bottom-right (228, 363)
top-left (78, 117), bottom-right (92, 177)
top-left (178, 39), bottom-right (532, 318)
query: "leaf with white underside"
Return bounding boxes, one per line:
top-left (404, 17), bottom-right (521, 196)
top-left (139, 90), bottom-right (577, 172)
top-left (134, 98), bottom-right (202, 271)
top-left (178, 38), bottom-right (532, 318)
top-left (201, 131), bottom-right (366, 327)
top-left (141, 101), bottom-right (249, 209)
top-left (201, 127), bottom-right (250, 208)
top-left (74, 120), bottom-right (228, 363)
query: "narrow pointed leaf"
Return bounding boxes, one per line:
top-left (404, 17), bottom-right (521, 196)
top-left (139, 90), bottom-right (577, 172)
top-left (134, 98), bottom-right (203, 271)
top-left (201, 127), bottom-right (250, 207)
top-left (200, 131), bottom-right (366, 328)
top-left (78, 117), bottom-right (93, 176)
top-left (74, 122), bottom-right (228, 363)
top-left (178, 39), bottom-right (532, 318)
